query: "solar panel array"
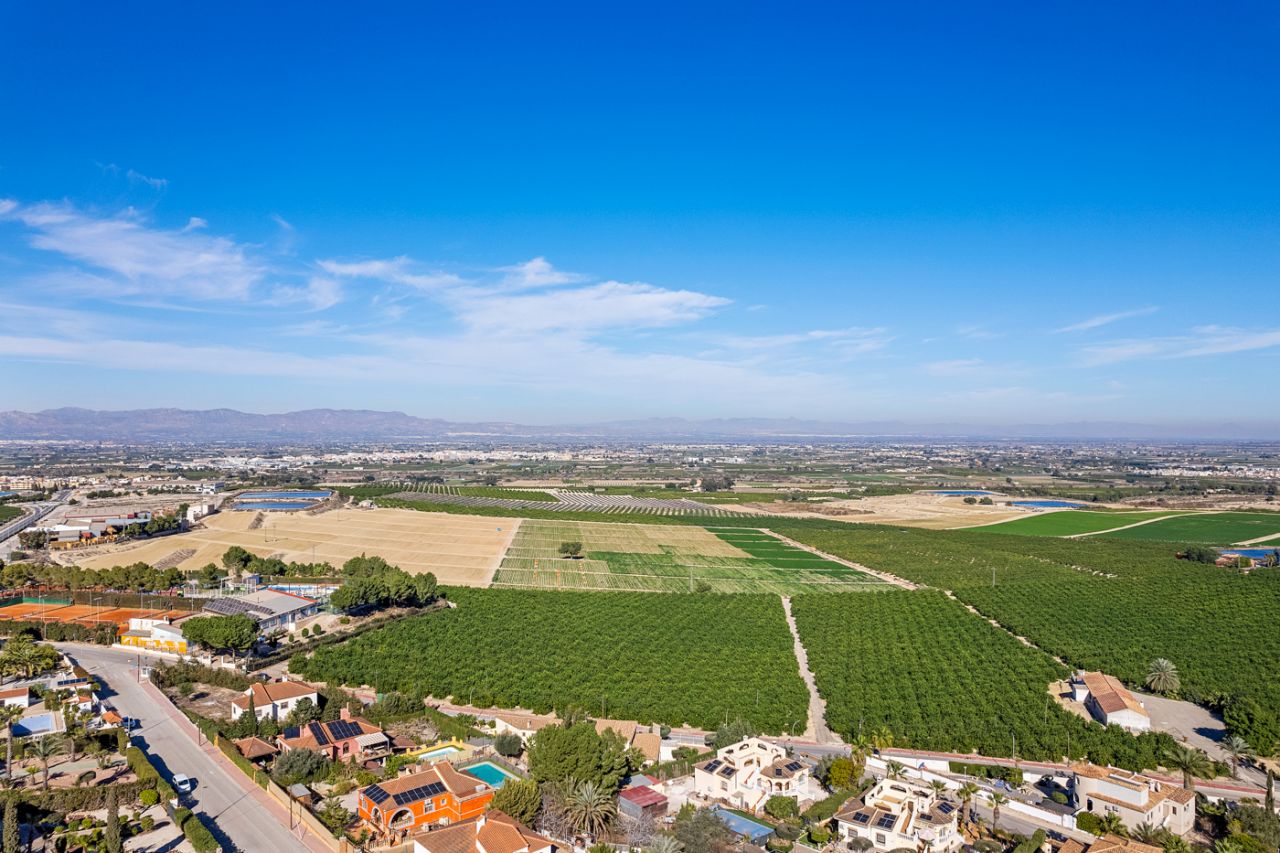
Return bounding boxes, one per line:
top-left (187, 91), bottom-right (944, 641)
top-left (718, 766), bottom-right (734, 778)
top-left (938, 802), bottom-right (956, 815)
top-left (703, 759), bottom-right (722, 774)
top-left (851, 812), bottom-right (871, 824)
top-left (326, 720), bottom-right (365, 741)
top-left (393, 781), bottom-right (445, 806)
top-left (785, 760), bottom-right (804, 772)
top-left (364, 784), bottom-right (390, 805)
top-left (875, 814), bottom-right (897, 829)
top-left (203, 598), bottom-right (269, 617)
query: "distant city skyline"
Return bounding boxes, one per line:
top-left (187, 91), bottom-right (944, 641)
top-left (1, 4), bottom-right (1277, 427)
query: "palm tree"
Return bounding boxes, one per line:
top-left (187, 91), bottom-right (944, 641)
top-left (647, 837), bottom-right (684, 853)
top-left (885, 760), bottom-right (906, 780)
top-left (1131, 823), bottom-right (1167, 845)
top-left (1098, 813), bottom-right (1127, 837)
top-left (957, 782), bottom-right (980, 832)
top-left (871, 725), bottom-right (894, 751)
top-left (1162, 834), bottom-right (1193, 853)
top-left (1146, 659), bottom-right (1180, 695)
top-left (987, 792), bottom-right (1008, 836)
top-left (30, 736), bottom-right (63, 789)
top-left (561, 780), bottom-right (615, 839)
top-left (1220, 735), bottom-right (1252, 778)
top-left (1164, 743), bottom-right (1213, 790)
top-left (0, 706), bottom-right (23, 781)
top-left (930, 780), bottom-right (948, 798)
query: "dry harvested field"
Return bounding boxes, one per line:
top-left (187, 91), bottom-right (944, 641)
top-left (750, 492), bottom-right (1028, 529)
top-left (68, 508), bottom-right (514, 586)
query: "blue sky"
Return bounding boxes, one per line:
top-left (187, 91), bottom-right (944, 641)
top-left (1, 3), bottom-right (1278, 425)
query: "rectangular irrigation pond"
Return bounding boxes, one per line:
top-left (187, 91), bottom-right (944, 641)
top-left (237, 490), bottom-right (332, 500)
top-left (930, 490), bottom-right (995, 496)
top-left (232, 501), bottom-right (318, 511)
top-left (1010, 500), bottom-right (1086, 508)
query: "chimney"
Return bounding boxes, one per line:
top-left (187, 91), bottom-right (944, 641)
top-left (340, 707), bottom-right (352, 721)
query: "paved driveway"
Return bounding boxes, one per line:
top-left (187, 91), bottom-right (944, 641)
top-left (58, 644), bottom-right (316, 853)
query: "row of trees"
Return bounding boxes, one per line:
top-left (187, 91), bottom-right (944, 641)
top-left (181, 614), bottom-right (258, 654)
top-left (0, 561), bottom-right (184, 592)
top-left (329, 566), bottom-right (437, 612)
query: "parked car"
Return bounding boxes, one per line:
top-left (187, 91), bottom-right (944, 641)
top-left (173, 774), bottom-right (193, 794)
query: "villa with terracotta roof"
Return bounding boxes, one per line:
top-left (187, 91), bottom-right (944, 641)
top-left (693, 737), bottom-right (813, 812)
top-left (489, 713), bottom-right (663, 763)
top-left (1071, 671), bottom-right (1150, 732)
top-left (278, 709), bottom-right (391, 764)
top-left (834, 777), bottom-right (963, 853)
top-left (410, 809), bottom-right (557, 853)
top-left (234, 735), bottom-right (280, 762)
top-left (358, 761), bottom-right (495, 841)
top-left (1070, 763), bottom-right (1195, 836)
top-left (230, 680), bottom-right (318, 722)
top-left (1060, 835), bottom-right (1166, 853)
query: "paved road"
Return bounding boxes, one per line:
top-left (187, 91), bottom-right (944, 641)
top-left (57, 644), bottom-right (313, 853)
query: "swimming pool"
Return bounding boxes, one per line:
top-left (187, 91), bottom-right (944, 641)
top-left (1011, 500), bottom-right (1085, 508)
top-left (460, 761), bottom-right (519, 788)
top-left (13, 714), bottom-right (56, 736)
top-left (238, 490), bottom-right (332, 500)
top-left (419, 745), bottom-right (462, 762)
top-left (1219, 548), bottom-right (1280, 559)
top-left (930, 490), bottom-right (994, 496)
top-left (232, 501), bottom-right (317, 511)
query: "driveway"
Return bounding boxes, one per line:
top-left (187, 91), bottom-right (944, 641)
top-left (1138, 691), bottom-right (1267, 787)
top-left (57, 644), bottom-right (317, 853)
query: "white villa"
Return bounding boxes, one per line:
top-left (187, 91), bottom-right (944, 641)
top-left (693, 737), bottom-right (812, 812)
top-left (1071, 764), bottom-right (1195, 837)
top-left (1072, 671), bottom-right (1151, 732)
top-left (230, 680), bottom-right (319, 722)
top-left (834, 777), bottom-right (963, 853)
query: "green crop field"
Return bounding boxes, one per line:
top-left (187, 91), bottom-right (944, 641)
top-left (977, 510), bottom-right (1191, 538)
top-left (292, 586), bottom-right (810, 732)
top-left (1094, 511), bottom-right (1280, 544)
top-left (790, 590), bottom-right (1172, 768)
top-left (776, 522), bottom-right (1280, 752)
top-left (0, 505), bottom-right (23, 525)
top-left (491, 520), bottom-right (887, 593)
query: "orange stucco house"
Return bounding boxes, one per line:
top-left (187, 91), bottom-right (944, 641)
top-left (358, 761), bottom-right (495, 840)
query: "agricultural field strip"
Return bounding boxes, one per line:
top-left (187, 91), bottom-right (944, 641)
top-left (294, 587), bottom-right (812, 732)
top-left (1093, 511), bottom-right (1280, 544)
top-left (378, 490), bottom-right (747, 516)
top-left (777, 523), bottom-right (1280, 739)
top-left (790, 590), bottom-right (1172, 768)
top-left (974, 510), bottom-right (1196, 538)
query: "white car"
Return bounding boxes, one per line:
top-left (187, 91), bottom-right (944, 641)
top-left (173, 774), bottom-right (193, 794)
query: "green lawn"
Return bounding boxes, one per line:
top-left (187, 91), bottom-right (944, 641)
top-left (0, 505), bottom-right (23, 525)
top-left (492, 520), bottom-right (885, 593)
top-left (1096, 511), bottom-right (1280, 544)
top-left (977, 510), bottom-right (1190, 537)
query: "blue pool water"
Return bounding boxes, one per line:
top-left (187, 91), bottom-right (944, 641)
top-left (419, 745), bottom-right (462, 762)
top-left (1011, 500), bottom-right (1085, 508)
top-left (238, 490), bottom-right (332, 500)
top-left (461, 761), bottom-right (518, 788)
top-left (712, 807), bottom-right (773, 842)
top-left (930, 489), bottom-right (994, 496)
top-left (233, 501), bottom-right (316, 511)
top-left (13, 714), bottom-right (55, 736)
top-left (1219, 548), bottom-right (1280, 559)
top-left (0, 491), bottom-right (15, 498)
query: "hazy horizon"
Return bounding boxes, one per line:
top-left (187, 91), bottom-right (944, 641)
top-left (2, 5), bottom-right (1277, 424)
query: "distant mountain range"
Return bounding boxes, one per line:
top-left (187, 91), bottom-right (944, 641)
top-left (0, 408), bottom-right (1275, 442)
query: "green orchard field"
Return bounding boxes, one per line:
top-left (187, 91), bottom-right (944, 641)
top-left (0, 505), bottom-right (23, 525)
top-left (790, 589), bottom-right (1173, 768)
top-left (491, 520), bottom-right (887, 593)
top-left (292, 586), bottom-right (810, 732)
top-left (978, 510), bottom-right (1191, 537)
top-left (776, 522), bottom-right (1280, 751)
top-left (1094, 511), bottom-right (1280, 544)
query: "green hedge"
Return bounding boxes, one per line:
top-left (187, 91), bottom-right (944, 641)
top-left (948, 761), bottom-right (1024, 786)
top-left (18, 781), bottom-right (149, 812)
top-left (182, 812), bottom-right (220, 853)
top-left (125, 746), bottom-right (175, 801)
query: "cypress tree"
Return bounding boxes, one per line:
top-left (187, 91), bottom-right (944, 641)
top-left (3, 795), bottom-right (19, 853)
top-left (104, 785), bottom-right (122, 853)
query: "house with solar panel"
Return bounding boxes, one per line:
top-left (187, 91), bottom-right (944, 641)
top-left (834, 777), bottom-right (963, 853)
top-left (278, 708), bottom-right (393, 764)
top-left (358, 760), bottom-right (496, 840)
top-left (692, 738), bottom-right (814, 812)
top-left (201, 589), bottom-right (319, 632)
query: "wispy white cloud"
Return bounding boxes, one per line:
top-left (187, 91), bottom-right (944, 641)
top-left (318, 256), bottom-right (465, 292)
top-left (714, 327), bottom-right (888, 352)
top-left (126, 168), bottom-right (168, 190)
top-left (0, 199), bottom-right (264, 300)
top-left (497, 256), bottom-right (586, 290)
top-left (954, 324), bottom-right (1001, 340)
top-left (1077, 326), bottom-right (1280, 365)
top-left (456, 281), bottom-right (729, 334)
top-left (924, 358), bottom-right (985, 377)
top-left (1056, 306), bottom-right (1158, 333)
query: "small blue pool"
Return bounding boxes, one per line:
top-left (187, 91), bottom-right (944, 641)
top-left (1219, 548), bottom-right (1280, 559)
top-left (233, 501), bottom-right (316, 511)
top-left (930, 490), bottom-right (994, 496)
top-left (13, 714), bottom-right (56, 736)
top-left (238, 491), bottom-right (332, 500)
top-left (1011, 500), bottom-right (1085, 508)
top-left (712, 807), bottom-right (773, 842)
top-left (461, 761), bottom-right (519, 788)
